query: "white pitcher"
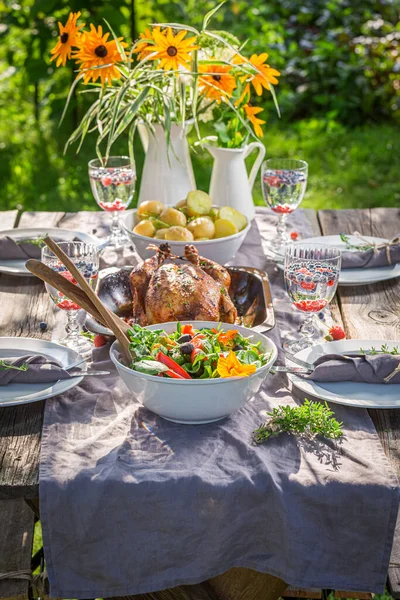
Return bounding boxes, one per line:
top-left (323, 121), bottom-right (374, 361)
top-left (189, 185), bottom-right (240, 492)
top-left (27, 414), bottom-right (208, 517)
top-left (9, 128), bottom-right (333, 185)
top-left (207, 142), bottom-right (266, 220)
top-left (138, 122), bottom-right (196, 206)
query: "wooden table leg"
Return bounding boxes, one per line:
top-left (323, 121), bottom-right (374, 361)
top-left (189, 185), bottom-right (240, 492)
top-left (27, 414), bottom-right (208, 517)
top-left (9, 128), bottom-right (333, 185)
top-left (207, 567), bottom-right (288, 600)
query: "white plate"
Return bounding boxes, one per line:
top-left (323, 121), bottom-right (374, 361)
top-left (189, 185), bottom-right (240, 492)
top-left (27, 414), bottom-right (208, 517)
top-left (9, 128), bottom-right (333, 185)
top-left (0, 337), bottom-right (83, 407)
top-left (275, 235), bottom-right (400, 286)
top-left (287, 339), bottom-right (400, 409)
top-left (0, 228), bottom-right (103, 276)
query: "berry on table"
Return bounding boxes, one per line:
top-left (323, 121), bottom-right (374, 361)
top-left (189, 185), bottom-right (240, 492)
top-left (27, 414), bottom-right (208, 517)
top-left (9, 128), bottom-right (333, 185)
top-left (290, 231), bottom-right (299, 241)
top-left (39, 321), bottom-right (47, 331)
top-left (94, 334), bottom-right (107, 348)
top-left (326, 325), bottom-right (346, 341)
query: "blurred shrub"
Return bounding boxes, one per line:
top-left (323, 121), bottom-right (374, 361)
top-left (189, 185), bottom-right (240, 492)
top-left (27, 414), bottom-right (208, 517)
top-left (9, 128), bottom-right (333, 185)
top-left (0, 0), bottom-right (398, 133)
top-left (149, 0), bottom-right (400, 124)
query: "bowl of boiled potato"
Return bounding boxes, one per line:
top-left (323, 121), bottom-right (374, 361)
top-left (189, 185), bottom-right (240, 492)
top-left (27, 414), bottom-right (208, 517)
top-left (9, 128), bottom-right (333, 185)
top-left (122, 190), bottom-right (251, 264)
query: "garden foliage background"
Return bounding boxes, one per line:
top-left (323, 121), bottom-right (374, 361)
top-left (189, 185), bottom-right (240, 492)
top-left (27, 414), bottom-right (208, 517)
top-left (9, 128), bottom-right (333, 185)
top-left (0, 0), bottom-right (399, 212)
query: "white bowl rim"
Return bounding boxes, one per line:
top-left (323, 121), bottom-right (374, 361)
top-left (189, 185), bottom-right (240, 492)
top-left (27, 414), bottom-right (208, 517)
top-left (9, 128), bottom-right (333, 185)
top-left (110, 323), bottom-right (277, 385)
top-left (122, 208), bottom-right (251, 246)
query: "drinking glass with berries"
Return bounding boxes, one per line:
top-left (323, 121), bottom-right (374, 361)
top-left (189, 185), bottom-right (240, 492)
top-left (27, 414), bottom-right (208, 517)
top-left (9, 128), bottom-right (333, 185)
top-left (88, 156), bottom-right (136, 247)
top-left (261, 158), bottom-right (308, 251)
top-left (42, 242), bottom-right (99, 353)
top-left (284, 243), bottom-right (341, 353)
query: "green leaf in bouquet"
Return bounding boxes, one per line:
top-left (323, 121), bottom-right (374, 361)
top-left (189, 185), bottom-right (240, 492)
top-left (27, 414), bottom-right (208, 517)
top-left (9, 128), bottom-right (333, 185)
top-left (110, 85), bottom-right (151, 145)
top-left (268, 84), bottom-right (281, 118)
top-left (103, 18), bottom-right (128, 63)
top-left (202, 1), bottom-right (226, 31)
top-left (152, 22), bottom-right (200, 36)
top-left (59, 70), bottom-right (85, 127)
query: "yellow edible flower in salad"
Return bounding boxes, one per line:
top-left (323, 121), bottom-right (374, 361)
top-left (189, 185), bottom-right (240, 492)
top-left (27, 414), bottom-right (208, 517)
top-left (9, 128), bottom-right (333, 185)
top-left (217, 351), bottom-right (256, 378)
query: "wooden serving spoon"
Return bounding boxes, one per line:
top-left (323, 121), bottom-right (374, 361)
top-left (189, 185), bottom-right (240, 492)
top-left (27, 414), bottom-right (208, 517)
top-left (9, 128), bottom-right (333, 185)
top-left (26, 237), bottom-right (132, 362)
top-left (26, 259), bottom-right (110, 327)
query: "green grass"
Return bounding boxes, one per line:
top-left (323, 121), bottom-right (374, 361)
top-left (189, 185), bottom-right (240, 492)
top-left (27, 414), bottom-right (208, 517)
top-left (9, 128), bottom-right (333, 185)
top-left (0, 111), bottom-right (398, 213)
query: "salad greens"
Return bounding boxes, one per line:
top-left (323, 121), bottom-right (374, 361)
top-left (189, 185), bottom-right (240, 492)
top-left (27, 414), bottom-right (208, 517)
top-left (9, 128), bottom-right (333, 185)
top-left (127, 323), bottom-right (271, 380)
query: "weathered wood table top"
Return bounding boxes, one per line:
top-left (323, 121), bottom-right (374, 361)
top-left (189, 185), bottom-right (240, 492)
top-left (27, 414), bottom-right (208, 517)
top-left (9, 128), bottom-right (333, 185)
top-left (0, 207), bottom-right (399, 598)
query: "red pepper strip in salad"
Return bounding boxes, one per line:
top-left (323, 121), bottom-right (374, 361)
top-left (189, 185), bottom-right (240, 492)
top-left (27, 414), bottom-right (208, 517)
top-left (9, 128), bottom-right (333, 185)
top-left (181, 324), bottom-right (195, 336)
top-left (190, 348), bottom-right (205, 363)
top-left (165, 369), bottom-right (185, 379)
top-left (157, 351), bottom-right (192, 379)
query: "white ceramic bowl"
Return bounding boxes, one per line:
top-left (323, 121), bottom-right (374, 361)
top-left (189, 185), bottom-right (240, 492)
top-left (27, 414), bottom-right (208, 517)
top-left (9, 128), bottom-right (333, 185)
top-left (110, 321), bottom-right (277, 425)
top-left (122, 209), bottom-right (251, 264)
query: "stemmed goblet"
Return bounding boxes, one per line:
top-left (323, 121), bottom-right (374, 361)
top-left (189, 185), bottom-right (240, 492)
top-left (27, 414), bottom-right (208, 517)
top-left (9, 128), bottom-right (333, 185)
top-left (42, 242), bottom-right (99, 354)
top-left (261, 158), bottom-right (308, 252)
top-left (284, 243), bottom-right (341, 354)
top-left (88, 156), bottom-right (136, 247)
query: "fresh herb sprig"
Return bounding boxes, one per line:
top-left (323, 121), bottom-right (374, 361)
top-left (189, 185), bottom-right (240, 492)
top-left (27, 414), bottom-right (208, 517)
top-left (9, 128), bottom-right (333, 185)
top-left (359, 344), bottom-right (399, 356)
top-left (252, 400), bottom-right (343, 444)
top-left (0, 360), bottom-right (28, 372)
top-left (340, 233), bottom-right (374, 251)
top-left (16, 235), bottom-right (47, 248)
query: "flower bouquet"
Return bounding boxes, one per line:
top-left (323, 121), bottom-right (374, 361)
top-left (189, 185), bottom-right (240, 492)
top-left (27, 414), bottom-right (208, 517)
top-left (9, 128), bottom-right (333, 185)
top-left (50, 3), bottom-right (281, 158)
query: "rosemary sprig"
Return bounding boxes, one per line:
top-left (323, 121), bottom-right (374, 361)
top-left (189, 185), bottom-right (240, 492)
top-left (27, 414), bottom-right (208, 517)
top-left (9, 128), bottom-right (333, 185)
top-left (0, 360), bottom-right (28, 372)
top-left (359, 344), bottom-right (399, 356)
top-left (340, 233), bottom-right (374, 252)
top-left (252, 399), bottom-right (343, 444)
top-left (16, 235), bottom-right (47, 248)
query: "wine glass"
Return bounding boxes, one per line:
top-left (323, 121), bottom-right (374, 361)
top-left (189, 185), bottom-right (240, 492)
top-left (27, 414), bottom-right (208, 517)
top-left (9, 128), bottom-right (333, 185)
top-left (42, 242), bottom-right (99, 354)
top-left (88, 156), bottom-right (136, 247)
top-left (261, 158), bottom-right (308, 252)
top-left (284, 243), bottom-right (341, 354)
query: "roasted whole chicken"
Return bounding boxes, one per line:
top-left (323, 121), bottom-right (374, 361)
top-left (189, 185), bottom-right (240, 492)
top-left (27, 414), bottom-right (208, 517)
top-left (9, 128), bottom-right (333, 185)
top-left (130, 243), bottom-right (237, 325)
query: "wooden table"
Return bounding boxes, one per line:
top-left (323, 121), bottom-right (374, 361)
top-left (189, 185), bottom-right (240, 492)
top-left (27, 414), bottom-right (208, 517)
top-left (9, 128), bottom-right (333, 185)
top-left (0, 208), bottom-right (399, 600)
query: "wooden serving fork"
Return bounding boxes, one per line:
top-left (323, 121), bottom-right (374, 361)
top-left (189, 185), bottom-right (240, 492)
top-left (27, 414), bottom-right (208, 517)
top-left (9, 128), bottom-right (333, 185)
top-left (25, 236), bottom-right (132, 362)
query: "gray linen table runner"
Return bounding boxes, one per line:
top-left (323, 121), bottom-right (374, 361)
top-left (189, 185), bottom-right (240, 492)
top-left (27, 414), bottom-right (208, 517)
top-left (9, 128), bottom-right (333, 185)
top-left (40, 209), bottom-right (399, 598)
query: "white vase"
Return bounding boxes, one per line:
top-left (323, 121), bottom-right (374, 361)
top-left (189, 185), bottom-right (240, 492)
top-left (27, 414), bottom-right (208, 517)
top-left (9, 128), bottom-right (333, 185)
top-left (137, 122), bottom-right (196, 206)
top-left (207, 142), bottom-right (266, 220)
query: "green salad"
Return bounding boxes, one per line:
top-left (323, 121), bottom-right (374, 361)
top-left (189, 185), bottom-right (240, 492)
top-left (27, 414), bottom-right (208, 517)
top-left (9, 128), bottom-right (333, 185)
top-left (127, 323), bottom-right (271, 380)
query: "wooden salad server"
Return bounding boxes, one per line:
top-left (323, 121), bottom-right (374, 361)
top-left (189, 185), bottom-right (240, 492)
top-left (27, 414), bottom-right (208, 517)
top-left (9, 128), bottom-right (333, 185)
top-left (26, 259), bottom-right (111, 328)
top-left (25, 237), bottom-right (132, 362)
top-left (42, 236), bottom-right (132, 360)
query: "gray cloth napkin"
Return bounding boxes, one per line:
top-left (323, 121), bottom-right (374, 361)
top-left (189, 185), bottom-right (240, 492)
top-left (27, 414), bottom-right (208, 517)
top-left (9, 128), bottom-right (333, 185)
top-left (0, 236), bottom-right (45, 259)
top-left (342, 236), bottom-right (400, 269)
top-left (0, 355), bottom-right (72, 386)
top-left (306, 353), bottom-right (400, 384)
top-left (39, 209), bottom-right (399, 598)
top-left (0, 235), bottom-right (80, 260)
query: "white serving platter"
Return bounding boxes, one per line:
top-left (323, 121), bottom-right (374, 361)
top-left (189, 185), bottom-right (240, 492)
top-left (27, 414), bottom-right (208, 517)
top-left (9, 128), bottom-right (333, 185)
top-left (287, 339), bottom-right (400, 409)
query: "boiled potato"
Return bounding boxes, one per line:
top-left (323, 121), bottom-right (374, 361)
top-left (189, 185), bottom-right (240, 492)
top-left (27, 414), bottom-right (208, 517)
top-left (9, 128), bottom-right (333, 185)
top-left (160, 207), bottom-right (187, 227)
top-left (218, 206), bottom-right (248, 231)
top-left (214, 218), bottom-right (238, 238)
top-left (187, 190), bottom-right (212, 217)
top-left (133, 219), bottom-right (156, 238)
top-left (175, 199), bottom-right (187, 209)
top-left (137, 200), bottom-right (165, 218)
top-left (165, 226), bottom-right (194, 242)
top-left (154, 228), bottom-right (169, 240)
top-left (187, 217), bottom-right (215, 240)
